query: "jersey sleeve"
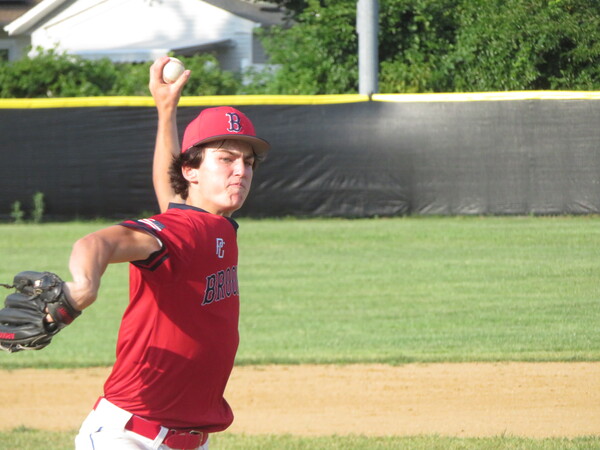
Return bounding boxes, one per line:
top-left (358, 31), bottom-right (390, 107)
top-left (120, 218), bottom-right (169, 271)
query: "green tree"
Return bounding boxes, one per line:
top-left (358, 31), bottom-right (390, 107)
top-left (256, 0), bottom-right (600, 94)
top-left (378, 0), bottom-right (460, 93)
top-left (254, 0), bottom-right (463, 94)
top-left (252, 0), bottom-right (359, 94)
top-left (450, 0), bottom-right (600, 91)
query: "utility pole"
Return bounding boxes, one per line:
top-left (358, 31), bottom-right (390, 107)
top-left (356, 0), bottom-right (379, 96)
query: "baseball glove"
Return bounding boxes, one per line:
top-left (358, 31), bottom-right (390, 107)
top-left (0, 271), bottom-right (81, 353)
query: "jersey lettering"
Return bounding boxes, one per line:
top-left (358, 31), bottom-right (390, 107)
top-left (216, 238), bottom-right (225, 258)
top-left (202, 265), bottom-right (238, 305)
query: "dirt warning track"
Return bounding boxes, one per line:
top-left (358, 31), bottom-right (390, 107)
top-left (0, 363), bottom-right (598, 438)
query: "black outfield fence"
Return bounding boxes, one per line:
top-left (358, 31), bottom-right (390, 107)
top-left (0, 92), bottom-right (599, 220)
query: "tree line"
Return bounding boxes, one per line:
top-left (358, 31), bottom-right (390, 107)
top-left (1, 0), bottom-right (598, 97)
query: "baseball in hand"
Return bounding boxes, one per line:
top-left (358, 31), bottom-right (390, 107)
top-left (162, 57), bottom-right (185, 83)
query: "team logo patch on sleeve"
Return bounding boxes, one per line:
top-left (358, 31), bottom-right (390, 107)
top-left (137, 218), bottom-right (166, 232)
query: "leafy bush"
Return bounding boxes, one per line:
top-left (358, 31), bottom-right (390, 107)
top-left (181, 56), bottom-right (240, 96)
top-left (31, 192), bottom-right (45, 224)
top-left (0, 48), bottom-right (240, 98)
top-left (10, 201), bottom-right (24, 224)
top-left (0, 48), bottom-right (117, 97)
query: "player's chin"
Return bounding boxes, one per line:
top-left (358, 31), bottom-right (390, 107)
top-left (228, 185), bottom-right (248, 198)
top-left (224, 192), bottom-right (249, 212)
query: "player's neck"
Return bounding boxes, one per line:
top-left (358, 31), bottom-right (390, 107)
top-left (184, 198), bottom-right (233, 218)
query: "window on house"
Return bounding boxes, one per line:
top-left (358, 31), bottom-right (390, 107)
top-left (252, 37), bottom-right (268, 65)
top-left (0, 49), bottom-right (9, 62)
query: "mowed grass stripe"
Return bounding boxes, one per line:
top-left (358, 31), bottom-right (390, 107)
top-left (0, 216), bottom-right (598, 369)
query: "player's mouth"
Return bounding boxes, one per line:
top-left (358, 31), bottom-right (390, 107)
top-left (228, 182), bottom-right (247, 191)
top-left (227, 183), bottom-right (248, 192)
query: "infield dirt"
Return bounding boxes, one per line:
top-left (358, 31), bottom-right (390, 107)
top-left (1, 363), bottom-right (598, 438)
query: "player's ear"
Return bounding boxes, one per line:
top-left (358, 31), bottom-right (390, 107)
top-left (181, 165), bottom-right (199, 184)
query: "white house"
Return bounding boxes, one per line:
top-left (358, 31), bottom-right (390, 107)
top-left (2, 0), bottom-right (286, 71)
top-left (0, 0), bottom-right (43, 61)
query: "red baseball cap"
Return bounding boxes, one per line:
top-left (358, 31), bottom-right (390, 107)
top-left (181, 106), bottom-right (270, 155)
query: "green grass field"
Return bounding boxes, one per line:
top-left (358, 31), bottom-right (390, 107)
top-left (1, 427), bottom-right (598, 450)
top-left (0, 216), bottom-right (599, 448)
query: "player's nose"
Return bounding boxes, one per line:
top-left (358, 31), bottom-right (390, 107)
top-left (233, 159), bottom-right (252, 177)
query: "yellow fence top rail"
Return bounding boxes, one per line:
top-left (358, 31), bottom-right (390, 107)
top-left (1, 92), bottom-right (599, 108)
top-left (0, 95), bottom-right (369, 109)
top-left (373, 91), bottom-right (600, 102)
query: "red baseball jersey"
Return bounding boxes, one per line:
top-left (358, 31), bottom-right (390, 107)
top-left (103, 203), bottom-right (240, 431)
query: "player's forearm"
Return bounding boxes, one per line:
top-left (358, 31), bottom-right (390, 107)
top-left (153, 111), bottom-right (179, 212)
top-left (65, 233), bottom-right (115, 310)
top-left (149, 56), bottom-right (189, 213)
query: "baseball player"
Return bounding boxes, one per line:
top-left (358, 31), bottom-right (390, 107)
top-left (0, 57), bottom-right (270, 449)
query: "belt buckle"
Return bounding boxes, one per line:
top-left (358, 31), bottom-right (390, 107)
top-left (163, 429), bottom-right (204, 449)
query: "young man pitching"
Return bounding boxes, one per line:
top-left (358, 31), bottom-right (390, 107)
top-left (69, 57), bottom-right (270, 449)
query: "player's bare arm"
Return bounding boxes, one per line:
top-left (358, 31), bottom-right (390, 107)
top-left (64, 226), bottom-right (161, 310)
top-left (149, 56), bottom-right (190, 213)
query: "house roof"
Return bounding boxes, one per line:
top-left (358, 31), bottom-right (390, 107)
top-left (202, 0), bottom-right (285, 26)
top-left (4, 0), bottom-right (286, 35)
top-left (4, 0), bottom-right (69, 34)
top-left (0, 0), bottom-right (43, 27)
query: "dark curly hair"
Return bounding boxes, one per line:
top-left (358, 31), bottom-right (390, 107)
top-left (169, 146), bottom-right (203, 200)
top-left (169, 140), bottom-right (264, 200)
